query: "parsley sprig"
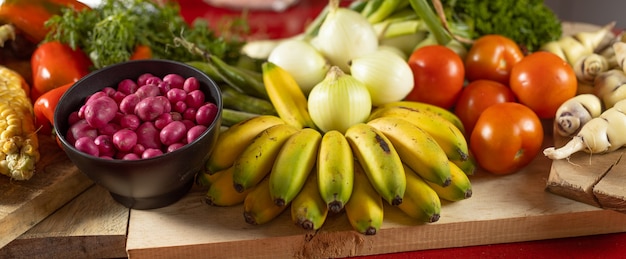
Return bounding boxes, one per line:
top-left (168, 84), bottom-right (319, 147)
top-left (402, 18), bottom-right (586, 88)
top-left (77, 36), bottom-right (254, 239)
top-left (45, 0), bottom-right (248, 69)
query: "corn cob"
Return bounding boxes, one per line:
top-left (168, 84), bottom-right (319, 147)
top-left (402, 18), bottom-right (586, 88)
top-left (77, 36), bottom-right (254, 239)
top-left (0, 66), bottom-right (39, 180)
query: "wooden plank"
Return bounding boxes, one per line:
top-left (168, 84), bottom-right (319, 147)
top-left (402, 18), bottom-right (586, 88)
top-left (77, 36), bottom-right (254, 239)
top-left (0, 185), bottom-right (130, 258)
top-left (126, 135), bottom-right (626, 258)
top-left (0, 136), bottom-right (93, 248)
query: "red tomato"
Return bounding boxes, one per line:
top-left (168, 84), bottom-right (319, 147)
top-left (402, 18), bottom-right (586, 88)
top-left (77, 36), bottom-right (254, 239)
top-left (470, 102), bottom-right (543, 175)
top-left (405, 45), bottom-right (465, 109)
top-left (464, 35), bottom-right (524, 85)
top-left (454, 79), bottom-right (517, 135)
top-left (509, 51), bottom-right (577, 119)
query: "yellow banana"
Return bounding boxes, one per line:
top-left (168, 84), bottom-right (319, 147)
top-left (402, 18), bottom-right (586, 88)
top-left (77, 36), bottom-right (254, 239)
top-left (291, 172), bottom-right (329, 230)
top-left (232, 124), bottom-right (300, 193)
top-left (269, 128), bottom-right (322, 207)
top-left (243, 177), bottom-right (288, 225)
top-left (368, 106), bottom-right (469, 163)
top-left (452, 152), bottom-right (477, 176)
top-left (262, 61), bottom-right (317, 130)
top-left (196, 169), bottom-right (225, 188)
top-left (376, 100), bottom-right (466, 134)
top-left (367, 116), bottom-right (451, 187)
top-left (426, 161), bottom-right (473, 202)
top-left (345, 123), bottom-right (406, 206)
top-left (206, 115), bottom-right (285, 174)
top-left (317, 130), bottom-right (354, 214)
top-left (344, 161), bottom-right (384, 235)
top-left (205, 166), bottom-right (252, 207)
top-left (398, 164), bottom-right (442, 223)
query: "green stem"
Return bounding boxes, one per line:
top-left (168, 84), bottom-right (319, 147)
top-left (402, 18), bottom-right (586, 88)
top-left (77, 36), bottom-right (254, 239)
top-left (408, 0), bottom-right (451, 45)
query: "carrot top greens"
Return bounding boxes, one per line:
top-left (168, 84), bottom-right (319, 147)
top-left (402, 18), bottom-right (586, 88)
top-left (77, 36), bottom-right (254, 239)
top-left (44, 0), bottom-right (248, 69)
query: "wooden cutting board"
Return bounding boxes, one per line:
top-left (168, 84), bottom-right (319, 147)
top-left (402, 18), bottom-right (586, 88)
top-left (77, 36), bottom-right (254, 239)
top-left (547, 128), bottom-right (626, 213)
top-left (124, 132), bottom-right (626, 259)
top-left (0, 136), bottom-right (93, 248)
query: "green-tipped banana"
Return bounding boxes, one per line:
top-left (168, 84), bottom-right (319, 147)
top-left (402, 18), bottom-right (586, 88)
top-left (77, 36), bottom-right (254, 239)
top-left (317, 130), bottom-right (354, 214)
top-left (344, 161), bottom-right (384, 235)
top-left (398, 164), bottom-right (442, 223)
top-left (452, 151), bottom-right (477, 176)
top-left (205, 166), bottom-right (252, 207)
top-left (269, 128), bottom-right (322, 207)
top-left (376, 100), bottom-right (466, 134)
top-left (232, 124), bottom-right (300, 193)
top-left (206, 115), bottom-right (285, 174)
top-left (368, 106), bottom-right (469, 163)
top-left (243, 178), bottom-right (288, 225)
top-left (427, 161), bottom-right (473, 202)
top-left (262, 61), bottom-right (317, 130)
top-left (345, 123), bottom-right (406, 206)
top-left (291, 173), bottom-right (329, 230)
top-left (368, 116), bottom-right (451, 187)
top-left (196, 170), bottom-right (225, 188)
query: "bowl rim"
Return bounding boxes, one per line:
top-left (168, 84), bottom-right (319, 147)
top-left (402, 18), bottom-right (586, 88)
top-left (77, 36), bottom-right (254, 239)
top-left (53, 59), bottom-right (223, 164)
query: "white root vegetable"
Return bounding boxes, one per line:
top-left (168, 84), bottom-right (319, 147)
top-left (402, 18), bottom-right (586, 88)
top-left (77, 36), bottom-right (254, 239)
top-left (544, 99), bottom-right (626, 160)
top-left (593, 69), bottom-right (626, 109)
top-left (541, 22), bottom-right (616, 67)
top-left (613, 41), bottom-right (626, 73)
top-left (573, 53), bottom-right (609, 84)
top-left (554, 94), bottom-right (603, 137)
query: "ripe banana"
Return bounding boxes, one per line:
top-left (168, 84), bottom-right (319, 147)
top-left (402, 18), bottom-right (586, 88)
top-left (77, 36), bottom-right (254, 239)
top-left (243, 177), bottom-right (288, 225)
top-left (205, 166), bottom-right (252, 207)
top-left (291, 173), bottom-right (329, 230)
top-left (317, 130), bottom-right (354, 214)
top-left (269, 128), bottom-right (322, 207)
top-left (344, 161), bottom-right (384, 235)
top-left (376, 100), bottom-right (466, 134)
top-left (452, 152), bottom-right (477, 175)
top-left (345, 123), bottom-right (406, 206)
top-left (262, 61), bottom-right (317, 130)
top-left (368, 106), bottom-right (469, 163)
top-left (398, 164), bottom-right (441, 223)
top-left (426, 161), bottom-right (473, 202)
top-left (196, 169), bottom-right (225, 188)
top-left (367, 116), bottom-right (451, 187)
top-left (206, 115), bottom-right (285, 174)
top-left (232, 123), bottom-right (300, 193)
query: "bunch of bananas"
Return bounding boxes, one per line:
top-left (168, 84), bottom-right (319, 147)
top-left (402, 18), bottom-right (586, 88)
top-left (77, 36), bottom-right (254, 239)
top-left (198, 62), bottom-right (474, 235)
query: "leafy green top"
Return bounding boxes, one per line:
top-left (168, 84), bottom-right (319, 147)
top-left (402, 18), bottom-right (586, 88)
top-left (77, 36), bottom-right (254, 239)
top-left (438, 0), bottom-right (562, 53)
top-left (45, 0), bottom-right (248, 69)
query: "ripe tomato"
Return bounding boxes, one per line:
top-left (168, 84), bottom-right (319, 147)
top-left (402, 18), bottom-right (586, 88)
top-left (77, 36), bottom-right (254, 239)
top-left (470, 102), bottom-right (543, 175)
top-left (510, 51), bottom-right (577, 119)
top-left (405, 45), bottom-right (465, 109)
top-left (465, 35), bottom-right (524, 85)
top-left (454, 79), bottom-right (517, 135)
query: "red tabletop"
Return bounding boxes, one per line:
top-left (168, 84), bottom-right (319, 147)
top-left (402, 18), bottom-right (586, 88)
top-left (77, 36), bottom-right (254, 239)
top-left (176, 0), bottom-right (626, 257)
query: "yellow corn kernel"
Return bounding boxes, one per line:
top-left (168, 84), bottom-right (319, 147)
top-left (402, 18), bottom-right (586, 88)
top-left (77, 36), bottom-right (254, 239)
top-left (0, 66), bottom-right (39, 180)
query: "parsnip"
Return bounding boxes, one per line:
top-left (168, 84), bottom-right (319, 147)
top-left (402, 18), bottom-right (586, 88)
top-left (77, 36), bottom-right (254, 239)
top-left (541, 22), bottom-right (616, 67)
top-left (593, 69), bottom-right (626, 109)
top-left (573, 53), bottom-right (609, 84)
top-left (554, 94), bottom-right (603, 137)
top-left (613, 41), bottom-right (626, 73)
top-left (544, 98), bottom-right (626, 160)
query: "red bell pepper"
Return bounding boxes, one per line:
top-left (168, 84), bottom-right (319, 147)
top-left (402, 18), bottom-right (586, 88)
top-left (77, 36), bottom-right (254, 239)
top-left (33, 81), bottom-right (73, 135)
top-left (30, 41), bottom-right (91, 100)
top-left (0, 0), bottom-right (90, 44)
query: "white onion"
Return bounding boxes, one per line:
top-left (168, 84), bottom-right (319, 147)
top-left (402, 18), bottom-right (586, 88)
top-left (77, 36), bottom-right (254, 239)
top-left (312, 0), bottom-right (379, 72)
top-left (267, 38), bottom-right (330, 94)
top-left (350, 48), bottom-right (414, 106)
top-left (308, 66), bottom-right (372, 133)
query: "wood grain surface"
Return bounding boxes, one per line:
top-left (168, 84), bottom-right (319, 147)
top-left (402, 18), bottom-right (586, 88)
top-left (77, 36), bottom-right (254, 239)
top-left (0, 136), bottom-right (93, 248)
top-left (124, 133), bottom-right (626, 259)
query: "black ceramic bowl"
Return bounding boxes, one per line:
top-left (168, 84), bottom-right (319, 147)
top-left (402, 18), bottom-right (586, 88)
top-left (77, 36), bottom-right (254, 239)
top-left (54, 59), bottom-right (222, 210)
